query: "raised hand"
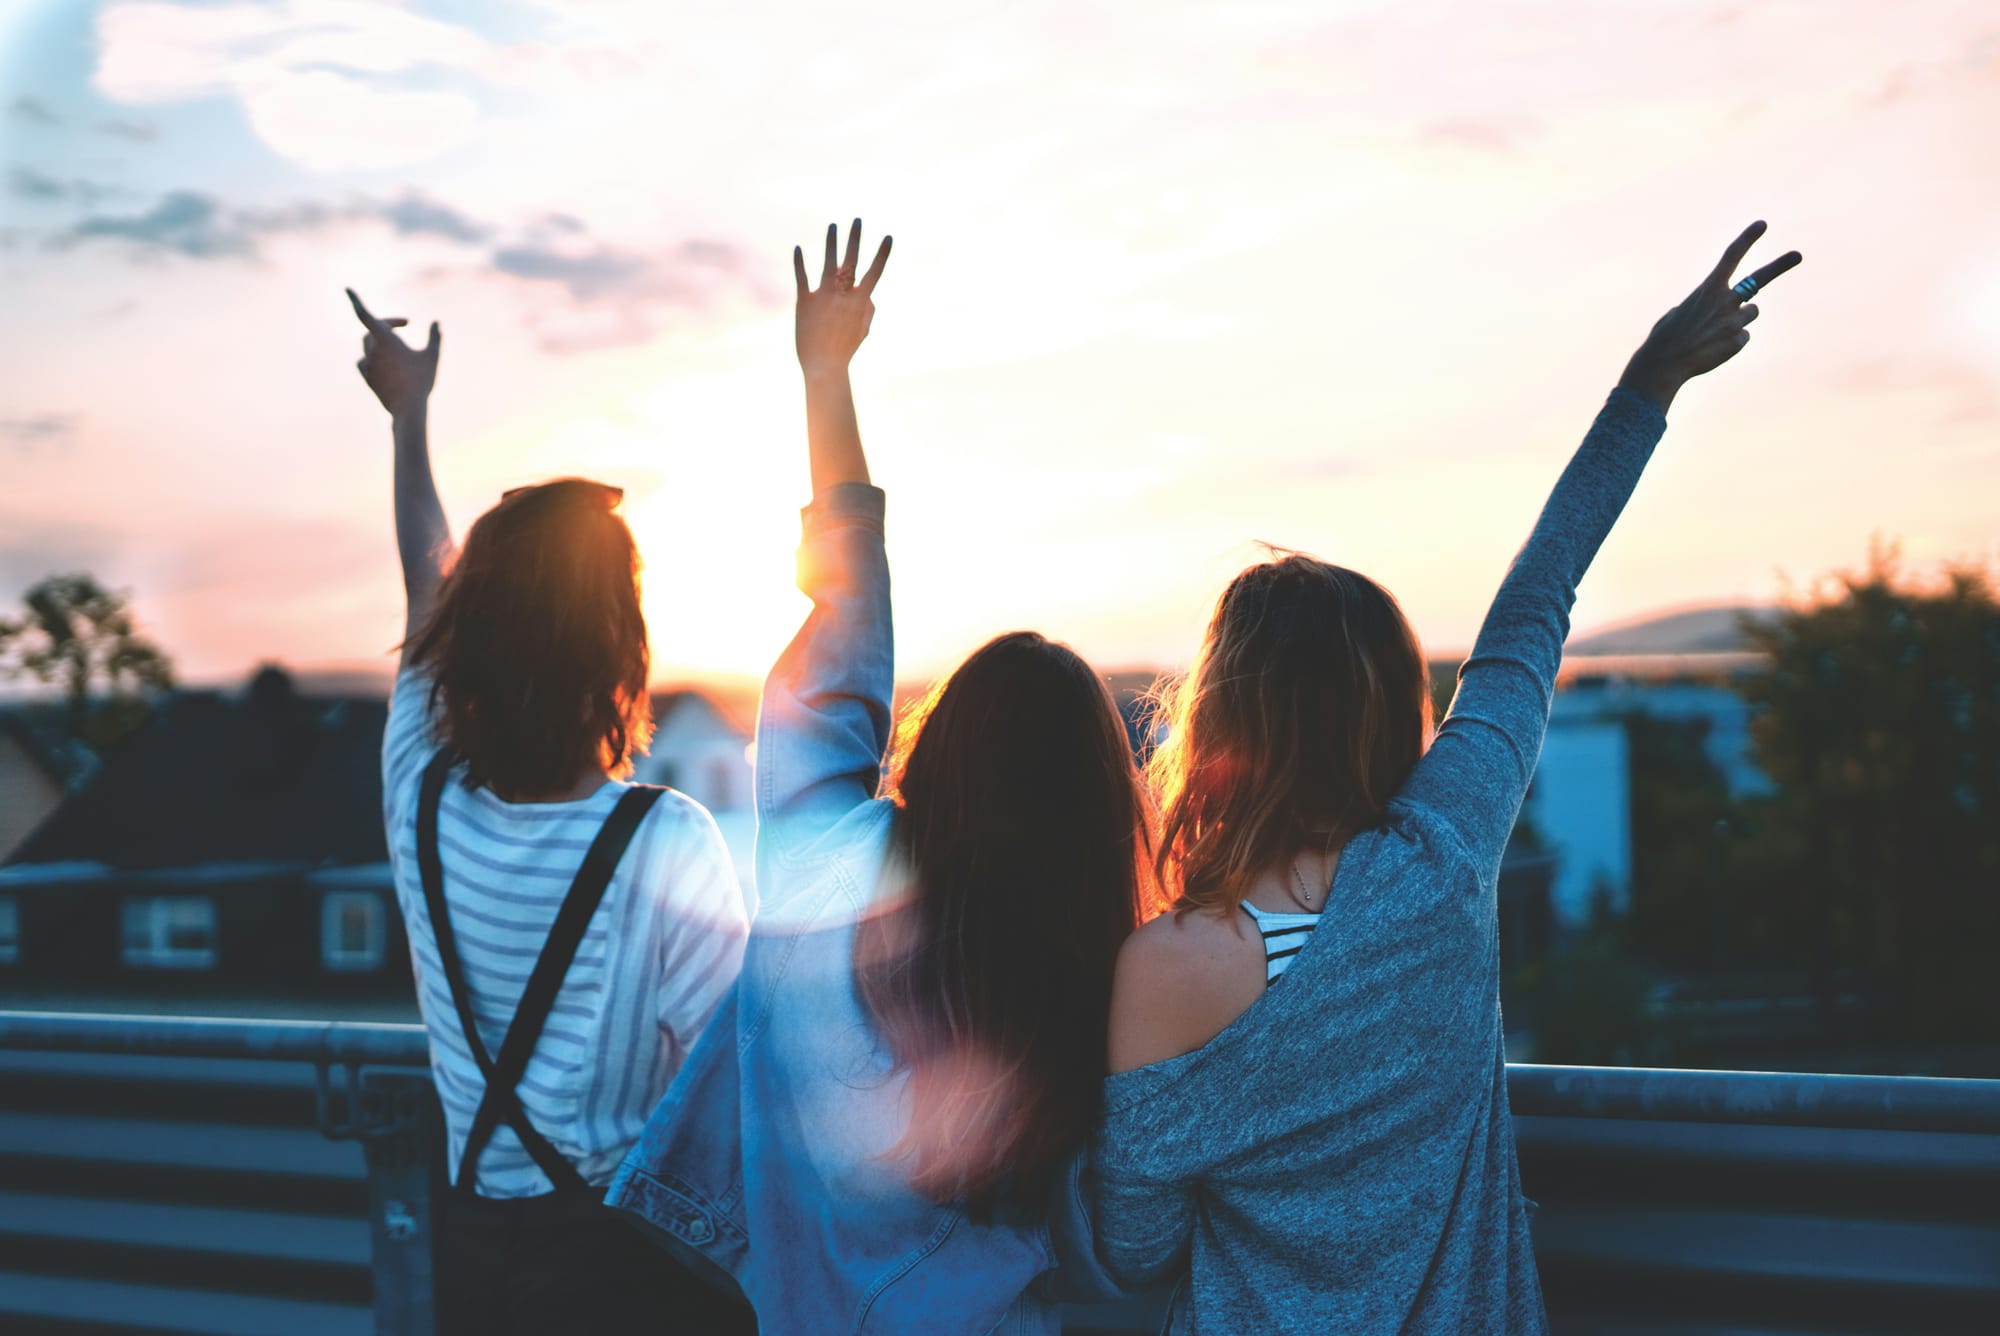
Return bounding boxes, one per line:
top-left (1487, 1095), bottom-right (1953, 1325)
top-left (794, 219), bottom-right (892, 380)
top-left (347, 287), bottom-right (441, 419)
top-left (1618, 221), bottom-right (1802, 413)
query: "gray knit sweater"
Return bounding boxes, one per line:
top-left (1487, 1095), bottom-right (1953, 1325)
top-left (1090, 387), bottom-right (1668, 1333)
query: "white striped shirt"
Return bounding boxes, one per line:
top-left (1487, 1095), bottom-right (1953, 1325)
top-left (382, 668), bottom-right (749, 1198)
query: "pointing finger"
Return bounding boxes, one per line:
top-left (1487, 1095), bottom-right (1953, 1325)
top-left (859, 236), bottom-right (893, 295)
top-left (345, 287), bottom-right (387, 334)
top-left (794, 245), bottom-right (809, 298)
top-left (821, 223), bottom-right (838, 286)
top-left (1709, 220), bottom-right (1768, 288)
top-left (843, 219), bottom-right (862, 276)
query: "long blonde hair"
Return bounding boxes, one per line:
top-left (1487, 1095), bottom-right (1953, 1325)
top-left (1149, 553), bottom-right (1431, 915)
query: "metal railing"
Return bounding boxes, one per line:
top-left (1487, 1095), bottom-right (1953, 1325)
top-left (1, 1011), bottom-right (434, 1336)
top-left (3, 1010), bottom-right (1998, 1334)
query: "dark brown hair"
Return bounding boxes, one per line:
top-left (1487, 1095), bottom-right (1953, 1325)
top-left (1149, 552), bottom-right (1431, 915)
top-left (856, 631), bottom-right (1161, 1211)
top-left (407, 478), bottom-right (652, 800)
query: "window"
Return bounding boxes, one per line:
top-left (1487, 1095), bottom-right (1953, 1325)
top-left (0, 896), bottom-right (17, 965)
top-left (321, 891), bottom-right (386, 972)
top-left (121, 897), bottom-right (217, 970)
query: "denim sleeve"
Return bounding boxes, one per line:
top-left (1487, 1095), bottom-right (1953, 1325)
top-left (753, 484), bottom-right (894, 903)
top-left (1397, 388), bottom-right (1666, 872)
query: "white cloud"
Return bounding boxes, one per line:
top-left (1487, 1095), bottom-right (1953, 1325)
top-left (94, 0), bottom-right (492, 170)
top-left (237, 68), bottom-right (477, 172)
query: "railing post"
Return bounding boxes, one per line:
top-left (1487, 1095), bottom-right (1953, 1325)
top-left (324, 1065), bottom-right (443, 1336)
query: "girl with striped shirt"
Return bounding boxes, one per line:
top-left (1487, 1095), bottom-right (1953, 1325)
top-left (348, 290), bottom-right (754, 1334)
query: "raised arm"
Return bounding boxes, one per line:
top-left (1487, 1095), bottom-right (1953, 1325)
top-left (755, 222), bottom-right (898, 886)
top-left (348, 288), bottom-right (448, 658)
top-left (1399, 222), bottom-right (1802, 868)
top-left (795, 220), bottom-right (892, 491)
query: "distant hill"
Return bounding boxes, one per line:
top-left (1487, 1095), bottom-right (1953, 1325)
top-left (1567, 604), bottom-right (1778, 657)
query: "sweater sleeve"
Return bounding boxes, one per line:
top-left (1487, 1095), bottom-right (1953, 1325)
top-left (1085, 1150), bottom-right (1195, 1290)
top-left (753, 484), bottom-right (894, 908)
top-left (1396, 388), bottom-right (1666, 873)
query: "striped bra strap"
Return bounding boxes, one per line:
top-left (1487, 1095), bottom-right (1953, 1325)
top-left (1240, 900), bottom-right (1323, 985)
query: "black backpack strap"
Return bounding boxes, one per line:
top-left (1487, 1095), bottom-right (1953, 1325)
top-left (416, 752), bottom-right (585, 1193)
top-left (416, 751), bottom-right (663, 1195)
top-left (450, 778), bottom-right (667, 1196)
top-left (417, 753), bottom-right (498, 1088)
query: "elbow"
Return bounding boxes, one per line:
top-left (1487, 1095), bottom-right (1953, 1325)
top-left (1103, 1238), bottom-right (1187, 1292)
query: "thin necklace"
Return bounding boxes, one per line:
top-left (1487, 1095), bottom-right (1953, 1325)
top-left (1291, 861), bottom-right (1319, 912)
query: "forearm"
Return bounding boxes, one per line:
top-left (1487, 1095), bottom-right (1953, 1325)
top-left (1401, 389), bottom-right (1666, 863)
top-left (1468, 387), bottom-right (1664, 670)
top-left (755, 484), bottom-right (893, 849)
top-left (803, 367), bottom-right (869, 494)
top-left (391, 404), bottom-right (450, 626)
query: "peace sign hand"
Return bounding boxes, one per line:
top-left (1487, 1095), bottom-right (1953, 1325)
top-left (794, 219), bottom-right (892, 380)
top-left (347, 287), bottom-right (441, 419)
top-left (1618, 221), bottom-right (1802, 413)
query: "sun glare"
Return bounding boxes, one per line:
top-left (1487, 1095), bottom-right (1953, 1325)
top-left (614, 357), bottom-right (816, 683)
top-left (631, 493), bottom-right (807, 684)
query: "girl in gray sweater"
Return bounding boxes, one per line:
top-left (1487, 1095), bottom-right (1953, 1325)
top-left (1094, 223), bottom-right (1802, 1333)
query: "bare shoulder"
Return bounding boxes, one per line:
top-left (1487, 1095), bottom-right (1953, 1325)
top-left (1107, 905), bottom-right (1267, 1074)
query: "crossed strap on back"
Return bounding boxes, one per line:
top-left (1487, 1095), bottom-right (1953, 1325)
top-left (416, 751), bottom-right (665, 1197)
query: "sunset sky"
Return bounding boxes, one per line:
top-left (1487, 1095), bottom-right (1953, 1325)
top-left (2, 0), bottom-right (1995, 689)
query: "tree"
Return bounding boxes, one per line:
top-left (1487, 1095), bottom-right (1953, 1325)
top-left (1736, 547), bottom-right (2000, 1047)
top-left (1620, 710), bottom-right (1736, 972)
top-left (0, 574), bottom-right (174, 750)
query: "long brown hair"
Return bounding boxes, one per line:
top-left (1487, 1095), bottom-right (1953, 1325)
top-left (856, 631), bottom-right (1160, 1211)
top-left (407, 478), bottom-right (653, 800)
top-left (1149, 552), bottom-right (1431, 915)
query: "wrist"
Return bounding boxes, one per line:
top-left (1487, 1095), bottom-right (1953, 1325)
top-left (799, 361), bottom-right (853, 387)
top-left (1616, 360), bottom-right (1677, 415)
top-left (390, 399), bottom-right (429, 428)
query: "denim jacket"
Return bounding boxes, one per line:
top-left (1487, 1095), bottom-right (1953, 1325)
top-left (608, 484), bottom-right (1119, 1334)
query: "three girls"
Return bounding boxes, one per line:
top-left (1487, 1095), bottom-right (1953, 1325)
top-left (364, 215), bottom-right (1799, 1333)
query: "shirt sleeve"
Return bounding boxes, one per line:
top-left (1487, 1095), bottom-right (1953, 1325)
top-left (1396, 387), bottom-right (1667, 874)
top-left (752, 484), bottom-right (895, 905)
top-left (382, 665), bottom-right (441, 828)
top-left (653, 801), bottom-right (751, 1051)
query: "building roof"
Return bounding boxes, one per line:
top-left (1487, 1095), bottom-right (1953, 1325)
top-left (8, 667), bottom-right (388, 871)
top-left (653, 681), bottom-right (760, 739)
top-left (0, 708), bottom-right (97, 787)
